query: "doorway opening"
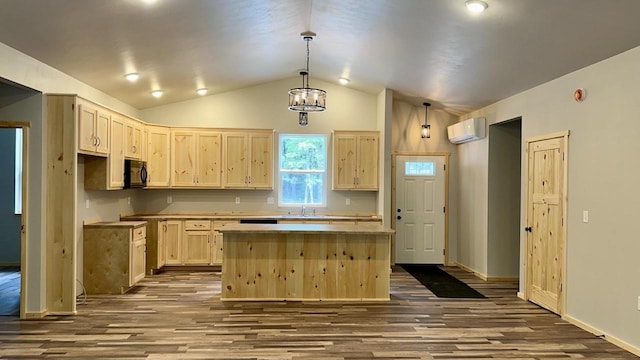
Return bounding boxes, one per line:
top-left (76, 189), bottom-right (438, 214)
top-left (487, 117), bottom-right (522, 279)
top-left (0, 127), bottom-right (24, 316)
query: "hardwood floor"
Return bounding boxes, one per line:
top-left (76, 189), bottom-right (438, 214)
top-left (0, 266), bottom-right (636, 359)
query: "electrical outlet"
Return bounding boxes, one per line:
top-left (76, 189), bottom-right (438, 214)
top-left (127, 197), bottom-right (131, 205)
top-left (85, 199), bottom-right (90, 209)
top-left (637, 296), bottom-right (640, 311)
top-left (167, 196), bottom-right (172, 204)
top-left (267, 197), bottom-right (274, 204)
top-left (235, 197), bottom-right (240, 204)
top-left (346, 198), bottom-right (351, 206)
top-left (582, 210), bottom-right (589, 223)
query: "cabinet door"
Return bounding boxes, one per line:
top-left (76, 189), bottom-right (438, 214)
top-left (333, 133), bottom-right (358, 189)
top-left (140, 126), bottom-right (148, 162)
top-left (183, 230), bottom-right (211, 264)
top-left (130, 237), bottom-right (146, 286)
top-left (78, 103), bottom-right (98, 153)
top-left (165, 221), bottom-right (183, 265)
top-left (356, 134), bottom-right (379, 190)
top-left (95, 110), bottom-right (111, 155)
top-left (223, 133), bottom-right (248, 187)
top-left (211, 232), bottom-right (223, 265)
top-left (109, 116), bottom-right (125, 188)
top-left (125, 119), bottom-right (142, 159)
top-left (196, 131), bottom-right (221, 187)
top-left (147, 126), bottom-right (171, 187)
top-left (157, 221), bottom-right (166, 269)
top-left (171, 131), bottom-right (196, 186)
top-left (248, 133), bottom-right (273, 188)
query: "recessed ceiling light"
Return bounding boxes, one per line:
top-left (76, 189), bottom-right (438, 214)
top-left (465, 0), bottom-right (488, 12)
top-left (151, 90), bottom-right (163, 98)
top-left (197, 88), bottom-right (208, 96)
top-left (338, 77), bottom-right (350, 85)
top-left (125, 73), bottom-right (139, 82)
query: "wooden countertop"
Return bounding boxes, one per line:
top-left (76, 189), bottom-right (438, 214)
top-left (219, 223), bottom-right (394, 235)
top-left (84, 221), bottom-right (147, 228)
top-left (122, 214), bottom-right (381, 221)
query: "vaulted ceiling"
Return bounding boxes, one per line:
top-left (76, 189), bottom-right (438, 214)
top-left (2, 0), bottom-right (640, 114)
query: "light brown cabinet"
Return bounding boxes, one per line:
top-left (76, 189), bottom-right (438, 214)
top-left (146, 125), bottom-right (171, 187)
top-left (83, 221), bottom-right (146, 294)
top-left (212, 220), bottom-right (239, 265)
top-left (164, 220), bottom-right (183, 265)
top-left (183, 220), bottom-right (212, 264)
top-left (171, 130), bottom-right (221, 187)
top-left (332, 131), bottom-right (379, 190)
top-left (222, 131), bottom-right (273, 189)
top-left (83, 113), bottom-right (125, 190)
top-left (144, 220), bottom-right (167, 275)
top-left (125, 118), bottom-right (143, 160)
top-left (77, 100), bottom-right (110, 156)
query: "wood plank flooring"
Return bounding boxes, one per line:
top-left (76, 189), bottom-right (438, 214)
top-left (0, 266), bottom-right (636, 359)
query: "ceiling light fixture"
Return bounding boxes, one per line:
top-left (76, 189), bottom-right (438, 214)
top-left (125, 73), bottom-right (139, 82)
top-left (465, 0), bottom-right (488, 12)
top-left (421, 102), bottom-right (431, 139)
top-left (151, 90), bottom-right (163, 98)
top-left (288, 31), bottom-right (326, 127)
top-left (339, 77), bottom-right (350, 85)
top-left (197, 88), bottom-right (208, 96)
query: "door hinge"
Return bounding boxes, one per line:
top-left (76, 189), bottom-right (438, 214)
top-left (562, 152), bottom-right (565, 160)
top-left (443, 249), bottom-right (445, 255)
top-left (443, 206), bottom-right (446, 213)
top-left (443, 164), bottom-right (446, 171)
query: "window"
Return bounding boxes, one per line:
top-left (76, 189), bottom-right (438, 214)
top-left (279, 134), bottom-right (327, 207)
top-left (14, 128), bottom-right (22, 214)
top-left (404, 161), bottom-right (435, 176)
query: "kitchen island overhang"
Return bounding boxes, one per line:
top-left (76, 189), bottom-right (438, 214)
top-left (220, 223), bottom-right (394, 301)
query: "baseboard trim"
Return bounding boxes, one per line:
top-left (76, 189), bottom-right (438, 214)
top-left (563, 314), bottom-right (640, 357)
top-left (455, 262), bottom-right (487, 280)
top-left (454, 262), bottom-right (519, 282)
top-left (23, 311), bottom-right (46, 319)
top-left (517, 291), bottom-right (525, 300)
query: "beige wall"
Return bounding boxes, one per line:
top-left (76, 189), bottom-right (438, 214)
top-left (458, 46), bottom-right (640, 350)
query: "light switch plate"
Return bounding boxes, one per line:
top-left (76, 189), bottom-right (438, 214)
top-left (267, 197), bottom-right (274, 204)
top-left (346, 198), bottom-right (351, 206)
top-left (85, 199), bottom-right (90, 209)
top-left (167, 196), bottom-right (172, 204)
top-left (582, 210), bottom-right (589, 223)
top-left (235, 197), bottom-right (240, 204)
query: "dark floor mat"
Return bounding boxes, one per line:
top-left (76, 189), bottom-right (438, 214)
top-left (399, 264), bottom-right (486, 298)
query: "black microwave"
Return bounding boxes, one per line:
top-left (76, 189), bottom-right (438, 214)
top-left (124, 160), bottom-right (148, 188)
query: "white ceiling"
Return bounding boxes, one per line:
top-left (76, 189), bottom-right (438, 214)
top-left (2, 0), bottom-right (640, 114)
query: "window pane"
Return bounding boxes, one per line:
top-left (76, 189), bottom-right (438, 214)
top-left (405, 161), bottom-right (435, 176)
top-left (281, 173), bottom-right (324, 205)
top-left (280, 135), bottom-right (326, 171)
top-left (279, 134), bottom-right (327, 206)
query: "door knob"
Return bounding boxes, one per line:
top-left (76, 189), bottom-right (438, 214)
top-left (525, 226), bottom-right (532, 232)
top-left (397, 215), bottom-right (402, 220)
top-left (397, 209), bottom-right (401, 212)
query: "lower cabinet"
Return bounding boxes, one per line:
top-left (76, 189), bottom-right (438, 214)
top-left (183, 220), bottom-right (212, 265)
top-left (165, 220), bottom-right (183, 265)
top-left (212, 220), bottom-right (239, 265)
top-left (145, 220), bottom-right (167, 275)
top-left (83, 221), bottom-right (147, 294)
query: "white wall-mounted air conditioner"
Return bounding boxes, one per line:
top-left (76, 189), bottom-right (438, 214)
top-left (447, 117), bottom-right (486, 144)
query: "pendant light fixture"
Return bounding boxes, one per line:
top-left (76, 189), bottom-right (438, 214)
top-left (421, 102), bottom-right (431, 139)
top-left (288, 31), bottom-right (326, 126)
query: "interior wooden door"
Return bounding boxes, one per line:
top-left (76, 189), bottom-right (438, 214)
top-left (525, 132), bottom-right (568, 315)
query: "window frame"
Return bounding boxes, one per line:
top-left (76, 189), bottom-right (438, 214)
top-left (278, 133), bottom-right (328, 208)
top-left (14, 128), bottom-right (22, 215)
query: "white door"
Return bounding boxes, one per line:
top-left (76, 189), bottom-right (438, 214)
top-left (395, 155), bottom-right (446, 264)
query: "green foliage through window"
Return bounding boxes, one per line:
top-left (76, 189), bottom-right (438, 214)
top-left (279, 134), bottom-right (327, 206)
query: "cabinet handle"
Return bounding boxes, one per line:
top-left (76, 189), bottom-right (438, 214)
top-left (132, 145), bottom-right (137, 154)
top-left (248, 176), bottom-right (251, 184)
top-left (96, 137), bottom-right (101, 147)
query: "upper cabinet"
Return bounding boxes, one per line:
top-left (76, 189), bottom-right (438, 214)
top-left (222, 130), bottom-right (273, 189)
top-left (125, 118), bottom-right (143, 160)
top-left (332, 131), bottom-right (379, 191)
top-left (77, 100), bottom-right (110, 156)
top-left (146, 125), bottom-right (171, 187)
top-left (83, 112), bottom-right (125, 190)
top-left (171, 129), bottom-right (221, 188)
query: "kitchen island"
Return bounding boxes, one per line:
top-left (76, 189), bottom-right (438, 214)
top-left (220, 223), bottom-right (394, 301)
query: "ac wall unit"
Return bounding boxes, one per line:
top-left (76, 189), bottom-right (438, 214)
top-left (447, 117), bottom-right (486, 144)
